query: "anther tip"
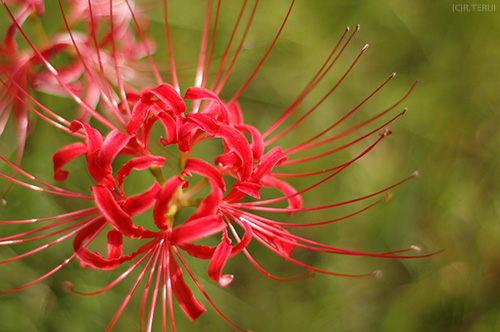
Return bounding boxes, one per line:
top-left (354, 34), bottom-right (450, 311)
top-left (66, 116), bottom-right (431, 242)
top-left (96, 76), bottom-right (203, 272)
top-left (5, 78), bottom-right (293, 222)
top-left (410, 245), bottom-right (422, 252)
top-left (346, 26), bottom-right (350, 32)
top-left (390, 72), bottom-right (397, 78)
top-left (402, 107), bottom-right (408, 115)
top-left (373, 270), bottom-right (382, 278)
top-left (361, 44), bottom-right (369, 52)
top-left (0, 199), bottom-right (6, 206)
top-left (380, 128), bottom-right (392, 137)
top-left (412, 170), bottom-right (420, 178)
top-left (382, 192), bottom-right (394, 202)
top-left (61, 281), bottom-right (73, 293)
top-left (356, 24), bottom-right (361, 31)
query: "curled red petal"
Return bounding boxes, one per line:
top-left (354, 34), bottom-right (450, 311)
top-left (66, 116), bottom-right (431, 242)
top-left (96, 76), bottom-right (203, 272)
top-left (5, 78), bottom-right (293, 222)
top-left (261, 175), bottom-right (303, 212)
top-left (76, 238), bottom-right (153, 270)
top-left (236, 124), bottom-right (264, 161)
top-left (169, 249), bottom-right (206, 321)
top-left (184, 112), bottom-right (220, 136)
top-left (227, 101), bottom-right (244, 126)
top-left (232, 181), bottom-right (262, 199)
top-left (116, 155), bottom-right (165, 189)
top-left (225, 147), bottom-right (287, 202)
top-left (87, 129), bottom-right (132, 188)
top-left (122, 182), bottom-right (162, 217)
top-left (107, 229), bottom-right (123, 260)
top-left (250, 146), bottom-right (288, 183)
top-left (52, 142), bottom-right (87, 181)
top-left (177, 243), bottom-right (216, 260)
top-left (126, 99), bottom-right (154, 134)
top-left (183, 158), bottom-right (225, 192)
top-left (183, 158), bottom-right (225, 221)
top-left (171, 215), bottom-right (225, 244)
top-left (150, 83), bottom-right (186, 114)
top-left (156, 112), bottom-right (181, 146)
top-left (208, 232), bottom-right (234, 287)
top-left (184, 87), bottom-right (229, 122)
top-left (92, 186), bottom-right (157, 239)
top-left (214, 125), bottom-right (253, 180)
top-left (153, 176), bottom-right (186, 230)
top-left (69, 121), bottom-right (103, 153)
top-left (214, 151), bottom-right (240, 170)
top-left (98, 129), bottom-right (132, 168)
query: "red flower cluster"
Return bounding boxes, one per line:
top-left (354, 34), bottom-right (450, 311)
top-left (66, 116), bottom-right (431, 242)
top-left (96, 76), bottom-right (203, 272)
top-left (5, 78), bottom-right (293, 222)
top-left (0, 0), bottom-right (435, 331)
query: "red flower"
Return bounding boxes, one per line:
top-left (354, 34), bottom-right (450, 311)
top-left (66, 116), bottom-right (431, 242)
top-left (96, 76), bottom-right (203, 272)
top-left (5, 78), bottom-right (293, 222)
top-left (0, 0), bottom-right (438, 331)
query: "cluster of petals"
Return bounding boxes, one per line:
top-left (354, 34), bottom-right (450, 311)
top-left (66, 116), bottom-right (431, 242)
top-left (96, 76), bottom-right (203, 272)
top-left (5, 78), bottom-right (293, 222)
top-left (0, 0), bottom-right (437, 331)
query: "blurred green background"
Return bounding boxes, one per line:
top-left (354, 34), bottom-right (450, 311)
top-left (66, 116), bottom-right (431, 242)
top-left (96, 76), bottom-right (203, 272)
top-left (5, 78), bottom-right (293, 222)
top-left (1, 0), bottom-right (499, 331)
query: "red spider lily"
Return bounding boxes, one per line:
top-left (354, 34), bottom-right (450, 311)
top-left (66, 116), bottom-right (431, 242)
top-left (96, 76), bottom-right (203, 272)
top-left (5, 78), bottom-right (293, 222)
top-left (0, 0), bottom-right (437, 331)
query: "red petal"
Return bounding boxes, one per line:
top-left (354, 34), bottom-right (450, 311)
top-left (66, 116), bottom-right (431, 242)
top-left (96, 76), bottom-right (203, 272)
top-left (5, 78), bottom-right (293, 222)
top-left (52, 142), bottom-right (87, 181)
top-left (98, 129), bottom-right (132, 167)
top-left (177, 243), bottom-right (216, 259)
top-left (184, 87), bottom-right (229, 123)
top-left (122, 182), bottom-right (162, 216)
top-left (250, 146), bottom-right (288, 183)
top-left (126, 99), bottom-right (154, 134)
top-left (150, 83), bottom-right (186, 114)
top-left (153, 176), bottom-right (186, 230)
top-left (261, 175), bottom-right (303, 213)
top-left (236, 124), bottom-right (264, 160)
top-left (107, 229), bottom-right (123, 259)
top-left (156, 112), bottom-right (180, 145)
top-left (116, 155), bottom-right (165, 189)
top-left (214, 125), bottom-right (253, 180)
top-left (92, 186), bottom-right (157, 239)
top-left (183, 158), bottom-right (225, 192)
top-left (232, 181), bottom-right (262, 199)
top-left (227, 101), bottom-right (244, 125)
top-left (183, 158), bottom-right (225, 221)
top-left (208, 231), bottom-right (234, 287)
top-left (169, 250), bottom-right (206, 321)
top-left (75, 239), bottom-right (152, 270)
top-left (171, 215), bottom-right (225, 244)
top-left (87, 129), bottom-right (131, 188)
top-left (70, 121), bottom-right (103, 153)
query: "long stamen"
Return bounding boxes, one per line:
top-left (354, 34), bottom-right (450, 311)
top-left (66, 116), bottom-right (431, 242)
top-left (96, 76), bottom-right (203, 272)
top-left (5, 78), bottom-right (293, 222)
top-left (262, 25), bottom-right (357, 139)
top-left (86, 0), bottom-right (125, 123)
top-left (2, 3), bottom-right (116, 130)
top-left (0, 218), bottom-right (105, 294)
top-left (209, 0), bottom-right (249, 92)
top-left (285, 81), bottom-right (418, 155)
top-left (172, 246), bottom-right (250, 332)
top-left (265, 43), bottom-right (369, 146)
top-left (252, 232), bottom-right (377, 278)
top-left (235, 171), bottom-right (418, 211)
top-left (0, 67), bottom-right (82, 136)
top-left (162, 0), bottom-right (179, 92)
top-left (125, 0), bottom-right (163, 85)
top-left (103, 246), bottom-right (160, 332)
top-left (214, 0), bottom-right (259, 94)
top-left (229, 0), bottom-right (295, 103)
top-left (0, 154), bottom-right (93, 199)
top-left (281, 111), bottom-right (403, 166)
top-left (227, 216), bottom-right (313, 281)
